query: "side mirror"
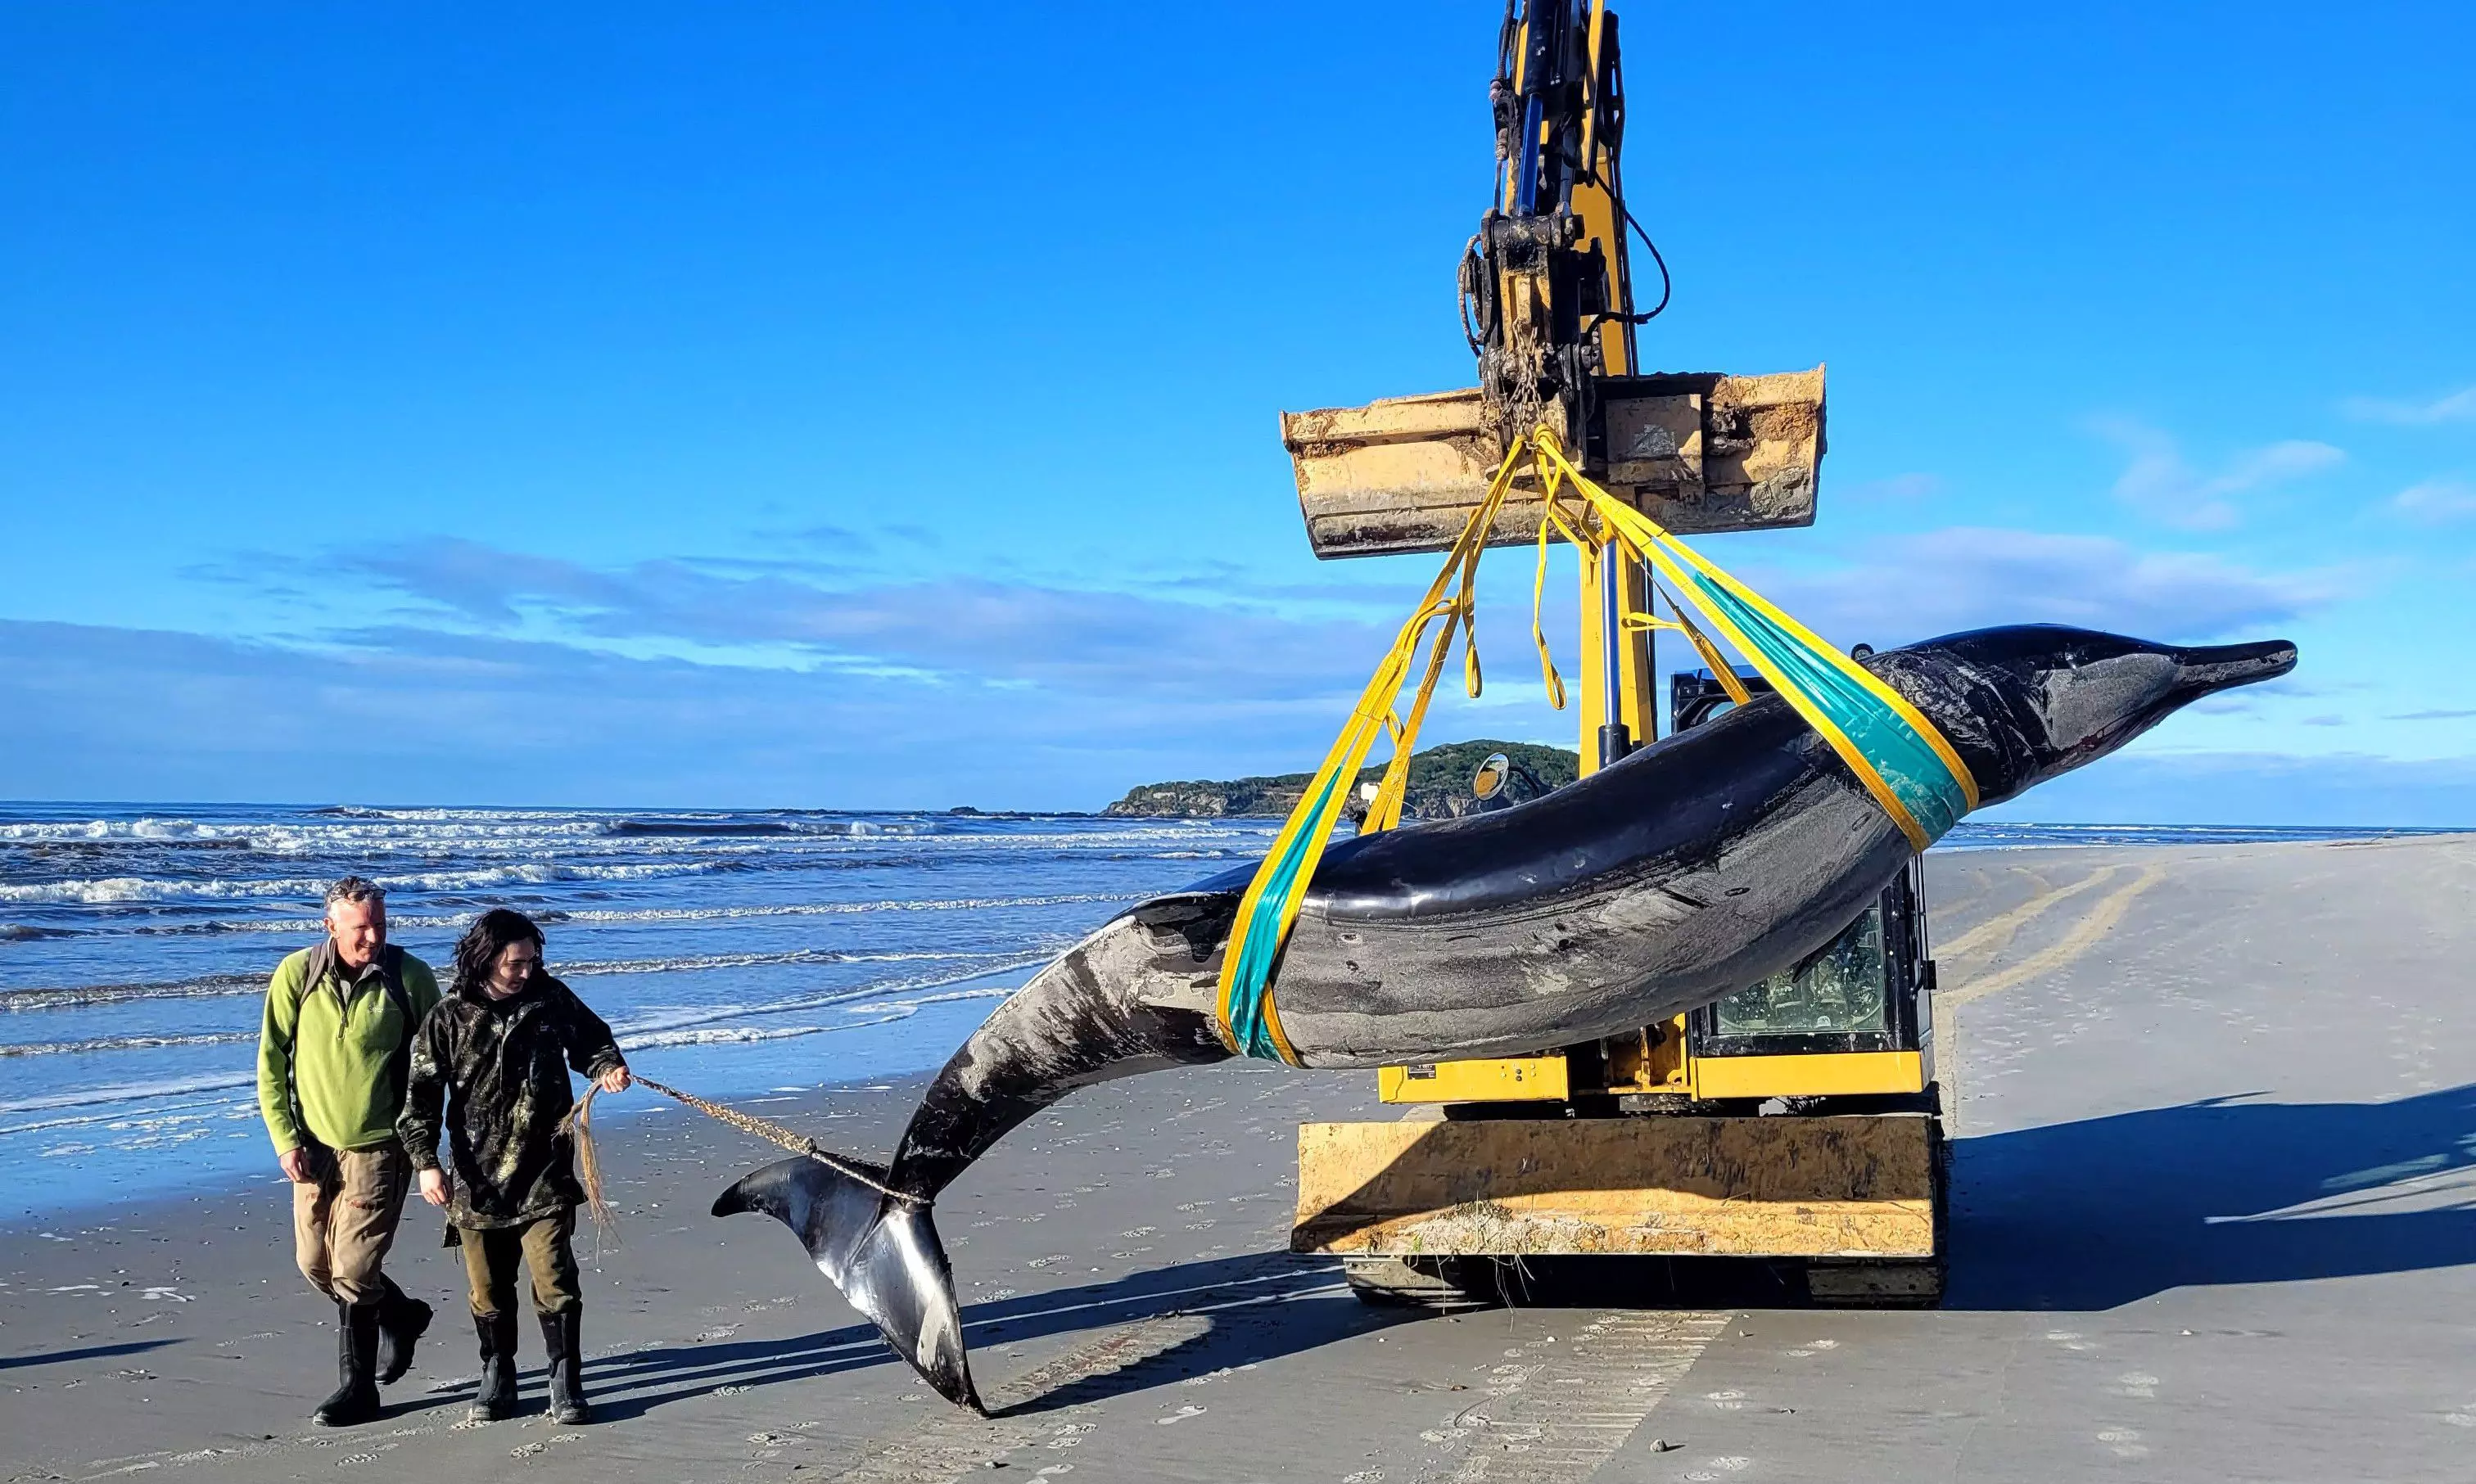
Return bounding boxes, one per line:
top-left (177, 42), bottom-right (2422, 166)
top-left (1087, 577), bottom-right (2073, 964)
top-left (1471, 752), bottom-right (1513, 811)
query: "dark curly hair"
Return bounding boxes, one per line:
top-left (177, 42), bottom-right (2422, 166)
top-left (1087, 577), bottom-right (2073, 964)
top-left (452, 908), bottom-right (546, 997)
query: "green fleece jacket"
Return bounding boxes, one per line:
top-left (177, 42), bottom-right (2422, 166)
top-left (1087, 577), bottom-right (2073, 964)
top-left (257, 944), bottom-right (441, 1155)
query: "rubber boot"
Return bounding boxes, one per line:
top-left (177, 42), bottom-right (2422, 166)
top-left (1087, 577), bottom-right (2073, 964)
top-left (468, 1310), bottom-right (519, 1423)
top-left (312, 1301), bottom-right (383, 1427)
top-left (376, 1276), bottom-right (431, 1386)
top-left (538, 1308), bottom-right (589, 1425)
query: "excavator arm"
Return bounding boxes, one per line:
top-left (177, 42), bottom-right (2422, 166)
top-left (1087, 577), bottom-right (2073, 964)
top-left (1283, 0), bottom-right (1823, 570)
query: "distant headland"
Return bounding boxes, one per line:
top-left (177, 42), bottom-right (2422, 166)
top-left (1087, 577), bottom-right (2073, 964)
top-left (1103, 739), bottom-right (1580, 820)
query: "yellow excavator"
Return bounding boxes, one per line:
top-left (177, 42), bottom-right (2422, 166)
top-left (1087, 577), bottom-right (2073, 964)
top-left (1282, 0), bottom-right (1945, 1307)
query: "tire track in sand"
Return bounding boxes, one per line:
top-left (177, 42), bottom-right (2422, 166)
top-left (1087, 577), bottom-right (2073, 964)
top-left (1934, 865), bottom-right (2111, 970)
top-left (1412, 1310), bottom-right (1729, 1484)
top-left (1940, 865), bottom-right (2165, 1130)
top-left (1941, 865), bottom-right (2164, 1011)
top-left (825, 1313), bottom-right (1209, 1482)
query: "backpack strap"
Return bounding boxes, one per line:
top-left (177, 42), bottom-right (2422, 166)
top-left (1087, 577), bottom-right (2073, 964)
top-left (288, 940), bottom-right (336, 1157)
top-left (377, 944), bottom-right (418, 1120)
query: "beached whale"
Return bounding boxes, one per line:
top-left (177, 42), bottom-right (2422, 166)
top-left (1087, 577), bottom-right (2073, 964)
top-left (716, 625), bottom-right (2294, 1409)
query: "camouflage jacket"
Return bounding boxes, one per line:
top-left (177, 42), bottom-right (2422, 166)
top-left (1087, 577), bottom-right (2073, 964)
top-left (398, 973), bottom-right (625, 1229)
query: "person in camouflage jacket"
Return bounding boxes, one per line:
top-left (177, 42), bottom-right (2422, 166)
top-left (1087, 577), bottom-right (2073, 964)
top-left (399, 908), bottom-right (629, 1425)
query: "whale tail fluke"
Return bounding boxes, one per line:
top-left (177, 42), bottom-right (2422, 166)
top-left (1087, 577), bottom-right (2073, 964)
top-left (713, 1154), bottom-right (981, 1412)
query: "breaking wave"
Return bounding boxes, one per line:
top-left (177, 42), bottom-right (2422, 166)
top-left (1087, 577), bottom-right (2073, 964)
top-left (2, 974), bottom-right (265, 1013)
top-left (0, 817), bottom-right (229, 842)
top-left (621, 990), bottom-right (1011, 1050)
top-left (66, 890), bottom-right (1142, 940)
top-left (552, 892), bottom-right (1140, 926)
top-left (0, 1071), bottom-right (260, 1117)
top-left (558, 945), bottom-right (1041, 978)
top-left (0, 1031), bottom-right (258, 1059)
top-left (2, 941), bottom-right (1067, 1017)
top-left (0, 859), bottom-right (738, 906)
top-left (608, 960), bottom-right (1041, 1043)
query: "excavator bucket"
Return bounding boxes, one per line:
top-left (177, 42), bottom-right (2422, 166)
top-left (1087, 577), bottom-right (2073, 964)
top-left (1282, 368), bottom-right (1826, 559)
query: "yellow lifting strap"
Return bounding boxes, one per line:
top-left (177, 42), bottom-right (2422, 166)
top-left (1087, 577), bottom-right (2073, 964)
top-left (1212, 428), bottom-right (1980, 1064)
top-left (1526, 431), bottom-right (1980, 849)
top-left (1209, 440), bottom-right (1527, 1063)
top-left (1627, 595), bottom-right (1753, 706)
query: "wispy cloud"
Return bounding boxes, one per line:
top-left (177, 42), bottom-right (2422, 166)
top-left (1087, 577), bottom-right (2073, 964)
top-left (2342, 386), bottom-right (2476, 426)
top-left (747, 521), bottom-right (946, 553)
top-left (2392, 478), bottom-right (2476, 525)
top-left (1749, 526), bottom-right (2332, 649)
top-left (2092, 418), bottom-right (2345, 531)
top-left (1846, 472), bottom-right (1943, 500)
top-left (304, 537), bottom-right (1393, 704)
top-left (757, 522), bottom-right (879, 554)
top-left (0, 616), bottom-right (1361, 809)
top-left (2387, 708), bottom-right (2476, 722)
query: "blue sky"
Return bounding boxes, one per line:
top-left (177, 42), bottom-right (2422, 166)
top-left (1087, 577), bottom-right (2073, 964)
top-left (2, 2), bottom-right (2470, 822)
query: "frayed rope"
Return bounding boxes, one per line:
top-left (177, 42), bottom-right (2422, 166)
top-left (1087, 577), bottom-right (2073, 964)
top-left (563, 1073), bottom-right (923, 1249)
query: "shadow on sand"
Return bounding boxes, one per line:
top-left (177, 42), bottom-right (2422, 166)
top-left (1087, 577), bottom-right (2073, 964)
top-left (1456, 1082), bottom-right (2476, 1314)
top-left (0, 1337), bottom-right (183, 1372)
top-left (520, 1085), bottom-right (2476, 1418)
top-left (572, 1249), bottom-right (1393, 1422)
top-left (1945, 1080), bottom-right (2476, 1310)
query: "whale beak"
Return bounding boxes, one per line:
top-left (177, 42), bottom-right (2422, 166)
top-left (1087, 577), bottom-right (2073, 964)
top-left (2171, 638), bottom-right (2298, 698)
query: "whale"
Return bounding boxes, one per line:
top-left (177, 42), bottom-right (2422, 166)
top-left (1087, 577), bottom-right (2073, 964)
top-left (714, 624), bottom-right (2295, 1410)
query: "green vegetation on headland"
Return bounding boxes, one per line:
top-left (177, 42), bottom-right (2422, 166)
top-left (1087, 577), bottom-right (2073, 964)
top-left (1105, 739), bottom-right (1580, 820)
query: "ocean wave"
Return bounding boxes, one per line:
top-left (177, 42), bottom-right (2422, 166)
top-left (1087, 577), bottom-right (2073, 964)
top-left (0, 817), bottom-right (230, 842)
top-left (0, 1031), bottom-right (258, 1058)
top-left (0, 858), bottom-right (736, 906)
top-left (302, 806), bottom-right (604, 823)
top-left (115, 909), bottom-right (567, 938)
top-left (1, 974), bottom-right (264, 1013)
top-left (830, 987), bottom-right (1019, 1017)
top-left (554, 892), bottom-right (1142, 926)
top-left (558, 946), bottom-right (1020, 978)
top-left (0, 942), bottom-right (1058, 1017)
top-left (27, 891), bottom-right (1141, 942)
top-left (604, 819), bottom-right (798, 838)
top-left (0, 923), bottom-right (84, 940)
top-left (0, 971), bottom-right (1029, 1121)
top-left (0, 1094), bottom-right (258, 1139)
top-left (623, 1013), bottom-right (905, 1049)
top-left (609, 959), bottom-right (1041, 1041)
top-left (603, 814), bottom-right (939, 839)
top-left (0, 1071), bottom-right (259, 1117)
top-left (0, 874), bottom-right (327, 905)
top-left (618, 987), bottom-right (1012, 1049)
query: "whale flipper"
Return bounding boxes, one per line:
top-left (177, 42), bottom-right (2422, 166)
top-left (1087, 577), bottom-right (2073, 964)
top-left (713, 1155), bottom-right (979, 1412)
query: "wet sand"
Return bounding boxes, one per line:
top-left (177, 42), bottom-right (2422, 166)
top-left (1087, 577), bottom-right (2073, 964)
top-left (5, 833), bottom-right (2473, 1483)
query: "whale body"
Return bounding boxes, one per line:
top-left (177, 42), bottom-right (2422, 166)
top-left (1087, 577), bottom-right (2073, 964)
top-left (716, 624), bottom-right (2296, 1409)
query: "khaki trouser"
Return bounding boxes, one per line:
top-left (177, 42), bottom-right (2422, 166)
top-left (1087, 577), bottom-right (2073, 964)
top-left (293, 1141), bottom-right (409, 1307)
top-left (458, 1211), bottom-right (581, 1318)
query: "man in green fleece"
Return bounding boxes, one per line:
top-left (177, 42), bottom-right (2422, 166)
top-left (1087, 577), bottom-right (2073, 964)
top-left (257, 876), bottom-right (441, 1428)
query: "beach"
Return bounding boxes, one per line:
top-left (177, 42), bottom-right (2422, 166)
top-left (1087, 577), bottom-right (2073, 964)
top-left (6, 832), bottom-right (2474, 1482)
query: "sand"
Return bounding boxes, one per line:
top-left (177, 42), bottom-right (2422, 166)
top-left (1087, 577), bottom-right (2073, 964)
top-left (5, 834), bottom-right (2474, 1483)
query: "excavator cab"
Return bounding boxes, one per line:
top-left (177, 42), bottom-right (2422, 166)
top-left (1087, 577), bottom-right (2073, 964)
top-left (1671, 668), bottom-right (1939, 1112)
